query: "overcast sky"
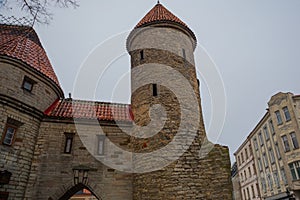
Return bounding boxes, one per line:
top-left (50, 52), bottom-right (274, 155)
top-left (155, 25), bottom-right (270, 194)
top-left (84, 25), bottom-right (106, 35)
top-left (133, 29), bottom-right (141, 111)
top-left (2, 0), bottom-right (300, 164)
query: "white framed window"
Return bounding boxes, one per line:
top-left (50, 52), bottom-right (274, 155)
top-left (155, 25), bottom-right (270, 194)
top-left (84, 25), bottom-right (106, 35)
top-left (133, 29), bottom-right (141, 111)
top-left (253, 137), bottom-right (258, 150)
top-left (269, 120), bottom-right (275, 134)
top-left (241, 152), bottom-right (244, 163)
top-left (246, 188), bottom-right (250, 200)
top-left (283, 106), bottom-right (291, 121)
top-left (259, 132), bottom-right (264, 146)
top-left (273, 171), bottom-right (280, 188)
top-left (258, 158), bottom-right (263, 171)
top-left (261, 178), bottom-right (267, 193)
top-left (280, 168), bottom-right (288, 185)
top-left (289, 161), bottom-right (300, 180)
top-left (269, 148), bottom-right (275, 164)
top-left (248, 167), bottom-right (251, 177)
top-left (267, 174), bottom-right (273, 190)
top-left (282, 135), bottom-right (290, 152)
top-left (251, 185), bottom-right (255, 199)
top-left (263, 126), bottom-right (269, 140)
top-left (263, 153), bottom-right (268, 168)
top-left (275, 110), bottom-right (283, 125)
top-left (290, 132), bottom-right (299, 149)
top-left (275, 143), bottom-right (281, 159)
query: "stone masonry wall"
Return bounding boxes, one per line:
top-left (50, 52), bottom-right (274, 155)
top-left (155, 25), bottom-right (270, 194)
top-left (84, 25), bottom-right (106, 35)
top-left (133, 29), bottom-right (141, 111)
top-left (25, 120), bottom-right (133, 200)
top-left (0, 104), bottom-right (41, 200)
top-left (0, 59), bottom-right (62, 111)
top-left (128, 24), bottom-right (232, 199)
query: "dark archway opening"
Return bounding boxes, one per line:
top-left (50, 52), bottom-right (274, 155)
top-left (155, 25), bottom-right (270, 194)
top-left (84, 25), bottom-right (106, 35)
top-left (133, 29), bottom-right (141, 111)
top-left (58, 183), bottom-right (100, 200)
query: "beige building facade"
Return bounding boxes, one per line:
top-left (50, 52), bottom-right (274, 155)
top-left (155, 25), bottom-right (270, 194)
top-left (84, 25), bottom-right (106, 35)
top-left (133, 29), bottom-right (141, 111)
top-left (232, 162), bottom-right (242, 200)
top-left (235, 92), bottom-right (300, 200)
top-left (235, 138), bottom-right (261, 200)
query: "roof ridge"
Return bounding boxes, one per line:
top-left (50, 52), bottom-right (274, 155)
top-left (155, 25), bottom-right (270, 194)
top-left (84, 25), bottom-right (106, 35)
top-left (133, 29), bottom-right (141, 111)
top-left (44, 98), bottom-right (133, 122)
top-left (61, 98), bottom-right (130, 106)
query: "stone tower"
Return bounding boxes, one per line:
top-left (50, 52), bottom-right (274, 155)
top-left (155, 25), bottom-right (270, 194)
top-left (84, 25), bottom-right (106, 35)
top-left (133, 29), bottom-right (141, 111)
top-left (0, 24), bottom-right (64, 199)
top-left (127, 3), bottom-right (233, 199)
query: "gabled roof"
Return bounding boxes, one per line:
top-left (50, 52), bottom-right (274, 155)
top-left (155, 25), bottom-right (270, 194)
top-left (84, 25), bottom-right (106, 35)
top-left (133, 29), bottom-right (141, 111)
top-left (0, 24), bottom-right (60, 86)
top-left (44, 99), bottom-right (133, 122)
top-left (134, 3), bottom-right (196, 42)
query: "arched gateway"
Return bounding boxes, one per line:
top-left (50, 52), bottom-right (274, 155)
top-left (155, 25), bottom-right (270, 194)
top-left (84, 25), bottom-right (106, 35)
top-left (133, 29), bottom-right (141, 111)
top-left (58, 183), bottom-right (101, 200)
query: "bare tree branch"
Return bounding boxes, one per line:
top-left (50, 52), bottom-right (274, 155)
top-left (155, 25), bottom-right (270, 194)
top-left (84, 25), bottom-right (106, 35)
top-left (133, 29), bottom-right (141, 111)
top-left (1, 0), bottom-right (79, 24)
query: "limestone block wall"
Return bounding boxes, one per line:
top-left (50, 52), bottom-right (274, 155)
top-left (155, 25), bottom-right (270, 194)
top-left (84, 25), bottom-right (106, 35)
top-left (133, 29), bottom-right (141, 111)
top-left (25, 120), bottom-right (133, 200)
top-left (128, 26), bottom-right (196, 65)
top-left (0, 59), bottom-right (63, 112)
top-left (0, 104), bottom-right (41, 200)
top-left (127, 22), bottom-right (232, 199)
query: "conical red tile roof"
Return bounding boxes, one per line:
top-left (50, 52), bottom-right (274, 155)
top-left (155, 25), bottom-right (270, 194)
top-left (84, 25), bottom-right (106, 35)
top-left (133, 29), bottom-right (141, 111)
top-left (136, 3), bottom-right (188, 28)
top-left (134, 3), bottom-right (196, 43)
top-left (0, 24), bottom-right (60, 86)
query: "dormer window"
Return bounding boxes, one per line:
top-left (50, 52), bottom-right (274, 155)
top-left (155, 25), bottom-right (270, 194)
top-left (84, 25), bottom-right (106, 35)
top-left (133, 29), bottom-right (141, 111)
top-left (22, 76), bottom-right (36, 92)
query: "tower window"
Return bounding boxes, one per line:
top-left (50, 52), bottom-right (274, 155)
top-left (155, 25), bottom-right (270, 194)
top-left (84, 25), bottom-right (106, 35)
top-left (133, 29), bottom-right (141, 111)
top-left (2, 125), bottom-right (17, 146)
top-left (140, 50), bottom-right (144, 60)
top-left (1, 118), bottom-right (23, 146)
top-left (182, 48), bottom-right (186, 60)
top-left (64, 133), bottom-right (74, 154)
top-left (152, 84), bottom-right (158, 96)
top-left (282, 135), bottom-right (290, 152)
top-left (97, 135), bottom-right (105, 155)
top-left (22, 76), bottom-right (36, 92)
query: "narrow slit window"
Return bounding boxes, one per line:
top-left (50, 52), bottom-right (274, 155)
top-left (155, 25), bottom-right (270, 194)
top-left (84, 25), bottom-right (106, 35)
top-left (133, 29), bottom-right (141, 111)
top-left (64, 133), bottom-right (74, 154)
top-left (97, 135), bottom-right (105, 155)
top-left (152, 84), bottom-right (158, 96)
top-left (182, 48), bottom-right (186, 60)
top-left (140, 50), bottom-right (144, 60)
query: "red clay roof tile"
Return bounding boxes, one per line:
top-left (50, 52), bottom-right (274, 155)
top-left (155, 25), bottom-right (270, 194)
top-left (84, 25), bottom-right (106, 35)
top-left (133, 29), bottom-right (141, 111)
top-left (136, 3), bottom-right (188, 28)
top-left (134, 3), bottom-right (197, 44)
top-left (0, 24), bottom-right (60, 86)
top-left (44, 99), bottom-right (133, 122)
